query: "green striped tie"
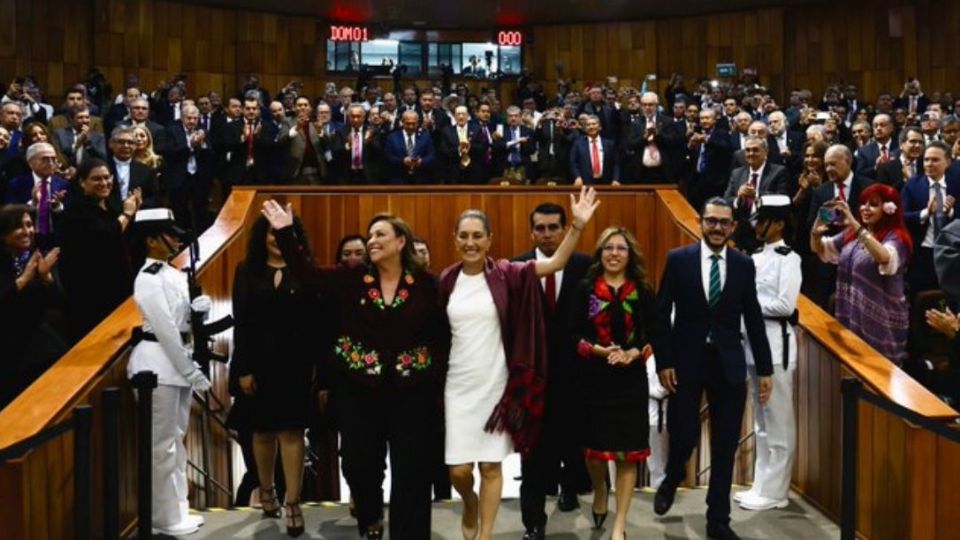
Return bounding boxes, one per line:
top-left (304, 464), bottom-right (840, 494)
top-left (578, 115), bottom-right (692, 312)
top-left (708, 254), bottom-right (722, 307)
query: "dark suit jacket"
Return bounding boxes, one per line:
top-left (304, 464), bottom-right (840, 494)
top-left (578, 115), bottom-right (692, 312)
top-left (901, 174), bottom-right (960, 248)
top-left (277, 120), bottom-right (330, 181)
top-left (215, 119), bottom-right (281, 185)
top-left (5, 173), bottom-right (69, 204)
top-left (119, 119), bottom-right (168, 154)
top-left (438, 123), bottom-right (490, 184)
top-left (625, 113), bottom-right (677, 182)
top-left (498, 125), bottom-right (536, 174)
top-left (730, 135), bottom-right (784, 170)
top-left (569, 136), bottom-right (620, 184)
top-left (876, 158), bottom-right (918, 192)
top-left (654, 242), bottom-right (773, 384)
top-left (534, 119), bottom-right (573, 181)
top-left (806, 175), bottom-right (874, 228)
top-left (53, 128), bottom-right (107, 166)
top-left (162, 122), bottom-right (214, 190)
top-left (513, 250), bottom-right (591, 389)
top-left (106, 158), bottom-right (159, 213)
top-left (688, 128), bottom-right (734, 192)
top-left (893, 95), bottom-right (930, 114)
top-left (385, 129), bottom-right (435, 184)
top-left (330, 125), bottom-right (382, 184)
top-left (577, 101), bottom-right (620, 142)
top-left (724, 162), bottom-right (789, 203)
top-left (855, 140), bottom-right (900, 178)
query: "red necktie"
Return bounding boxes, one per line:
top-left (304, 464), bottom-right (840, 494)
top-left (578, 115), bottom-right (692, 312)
top-left (880, 145), bottom-right (889, 163)
top-left (591, 138), bottom-right (601, 178)
top-left (352, 130), bottom-right (362, 169)
top-left (544, 272), bottom-right (557, 311)
top-left (838, 183), bottom-right (846, 201)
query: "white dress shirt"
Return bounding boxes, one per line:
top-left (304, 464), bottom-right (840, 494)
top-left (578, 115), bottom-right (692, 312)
top-left (114, 158), bottom-right (131, 199)
top-left (919, 176), bottom-right (955, 248)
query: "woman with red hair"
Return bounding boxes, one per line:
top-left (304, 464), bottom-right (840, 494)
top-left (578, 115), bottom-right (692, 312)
top-left (811, 183), bottom-right (912, 363)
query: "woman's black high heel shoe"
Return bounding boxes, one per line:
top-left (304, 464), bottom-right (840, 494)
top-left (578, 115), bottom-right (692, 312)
top-left (285, 501), bottom-right (304, 537)
top-left (259, 486), bottom-right (282, 518)
top-left (366, 523), bottom-right (384, 539)
top-left (593, 511), bottom-right (608, 529)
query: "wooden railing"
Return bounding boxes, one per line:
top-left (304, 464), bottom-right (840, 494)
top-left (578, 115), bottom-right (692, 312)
top-left (0, 185), bottom-right (957, 539)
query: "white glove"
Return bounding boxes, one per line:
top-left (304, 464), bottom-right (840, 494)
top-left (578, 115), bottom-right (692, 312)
top-left (185, 369), bottom-right (211, 393)
top-left (191, 295), bottom-right (212, 315)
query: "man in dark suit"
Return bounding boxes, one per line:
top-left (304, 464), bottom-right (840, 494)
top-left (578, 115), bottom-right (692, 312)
top-left (153, 85), bottom-right (185, 127)
top-left (385, 110), bottom-right (435, 184)
top-left (625, 92), bottom-right (676, 183)
top-left (534, 109), bottom-right (573, 183)
top-left (767, 111), bottom-right (804, 173)
top-left (467, 102), bottom-right (501, 184)
top-left (53, 104), bottom-right (107, 166)
top-left (806, 144), bottom-right (874, 308)
top-left (653, 197), bottom-right (773, 540)
top-left (687, 109), bottom-right (734, 213)
top-left (120, 97), bottom-right (168, 154)
top-left (330, 104), bottom-right (381, 184)
top-left (162, 104), bottom-right (214, 230)
top-left (438, 105), bottom-right (488, 184)
top-left (5, 142), bottom-right (69, 248)
top-left (724, 136), bottom-right (789, 251)
top-left (877, 126), bottom-right (924, 192)
top-left (497, 105), bottom-right (536, 182)
top-left (729, 121), bottom-right (784, 170)
top-left (209, 97), bottom-right (244, 198)
top-left (106, 125), bottom-right (158, 213)
top-left (218, 97), bottom-right (282, 186)
top-left (570, 115), bottom-right (619, 185)
top-left (577, 87), bottom-right (619, 146)
top-left (514, 203), bottom-right (591, 539)
top-left (902, 142), bottom-right (960, 294)
top-left (894, 79), bottom-right (929, 116)
top-left (855, 113), bottom-right (899, 179)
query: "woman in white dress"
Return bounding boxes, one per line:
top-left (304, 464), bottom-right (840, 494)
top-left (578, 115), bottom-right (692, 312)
top-left (438, 187), bottom-right (600, 540)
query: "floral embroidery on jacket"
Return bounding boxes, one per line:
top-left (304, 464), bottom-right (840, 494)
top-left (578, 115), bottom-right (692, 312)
top-left (362, 271), bottom-right (414, 310)
top-left (334, 336), bottom-right (381, 375)
top-left (395, 346), bottom-right (432, 377)
top-left (589, 278), bottom-right (638, 346)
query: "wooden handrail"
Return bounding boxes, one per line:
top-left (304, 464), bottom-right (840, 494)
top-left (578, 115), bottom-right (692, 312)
top-left (653, 189), bottom-right (959, 421)
top-left (0, 190), bottom-right (258, 451)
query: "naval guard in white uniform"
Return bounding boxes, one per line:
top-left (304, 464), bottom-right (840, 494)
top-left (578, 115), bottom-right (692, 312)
top-left (127, 208), bottom-right (212, 536)
top-left (735, 195), bottom-right (802, 511)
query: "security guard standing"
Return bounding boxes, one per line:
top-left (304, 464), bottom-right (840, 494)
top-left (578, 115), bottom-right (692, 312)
top-left (127, 208), bottom-right (212, 536)
top-left (735, 195), bottom-right (802, 512)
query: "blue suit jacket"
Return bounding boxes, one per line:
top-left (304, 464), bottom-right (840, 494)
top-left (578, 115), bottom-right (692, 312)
top-left (5, 174), bottom-right (70, 204)
top-left (901, 174), bottom-right (960, 247)
top-left (385, 129), bottom-right (435, 183)
top-left (569, 136), bottom-right (620, 184)
top-left (654, 242), bottom-right (773, 384)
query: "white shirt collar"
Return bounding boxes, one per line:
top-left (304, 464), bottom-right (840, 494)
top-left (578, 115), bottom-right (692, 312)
top-left (762, 239), bottom-right (787, 251)
top-left (32, 171), bottom-right (49, 185)
top-left (749, 161), bottom-right (766, 178)
top-left (929, 175), bottom-right (946, 187)
top-left (701, 239), bottom-right (727, 261)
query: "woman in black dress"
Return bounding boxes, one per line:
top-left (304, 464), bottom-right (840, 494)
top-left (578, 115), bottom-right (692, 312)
top-left (59, 158), bottom-right (141, 341)
top-left (0, 204), bottom-right (65, 408)
top-left (569, 227), bottom-right (660, 540)
top-left (231, 215), bottom-right (322, 537)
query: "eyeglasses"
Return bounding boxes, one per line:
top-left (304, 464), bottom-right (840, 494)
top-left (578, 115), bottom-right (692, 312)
top-left (602, 245), bottom-right (629, 253)
top-left (533, 224), bottom-right (562, 233)
top-left (703, 217), bottom-right (734, 228)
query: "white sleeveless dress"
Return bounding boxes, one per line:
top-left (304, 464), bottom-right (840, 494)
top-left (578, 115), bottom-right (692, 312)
top-left (444, 271), bottom-right (513, 464)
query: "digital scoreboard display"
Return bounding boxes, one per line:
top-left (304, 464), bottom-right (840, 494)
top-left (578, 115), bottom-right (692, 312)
top-left (329, 25), bottom-right (370, 42)
top-left (496, 30), bottom-right (524, 46)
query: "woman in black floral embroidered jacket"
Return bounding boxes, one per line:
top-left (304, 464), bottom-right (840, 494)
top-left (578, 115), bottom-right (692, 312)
top-left (262, 200), bottom-right (448, 540)
top-left (568, 227), bottom-right (661, 540)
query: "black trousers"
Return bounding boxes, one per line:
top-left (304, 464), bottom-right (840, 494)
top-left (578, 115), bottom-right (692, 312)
top-left (336, 380), bottom-right (436, 538)
top-left (663, 345), bottom-right (746, 525)
top-left (519, 390), bottom-right (590, 530)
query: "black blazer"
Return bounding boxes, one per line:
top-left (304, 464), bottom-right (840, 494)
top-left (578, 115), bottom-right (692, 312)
top-left (329, 125), bottom-right (384, 184)
top-left (438, 123), bottom-right (491, 183)
top-left (513, 250), bottom-right (591, 379)
top-left (162, 122), bottom-right (214, 190)
top-left (688, 128), bottom-right (734, 191)
top-left (106, 158), bottom-right (160, 213)
top-left (806, 174), bottom-right (874, 228)
top-left (876, 159), bottom-right (917, 192)
top-left (654, 242), bottom-right (773, 384)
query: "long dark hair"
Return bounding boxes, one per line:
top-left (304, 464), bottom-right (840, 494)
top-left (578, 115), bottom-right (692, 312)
top-left (586, 226), bottom-right (651, 290)
top-left (367, 213), bottom-right (425, 272)
top-left (335, 234), bottom-right (366, 263)
top-left (245, 215), bottom-right (310, 276)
